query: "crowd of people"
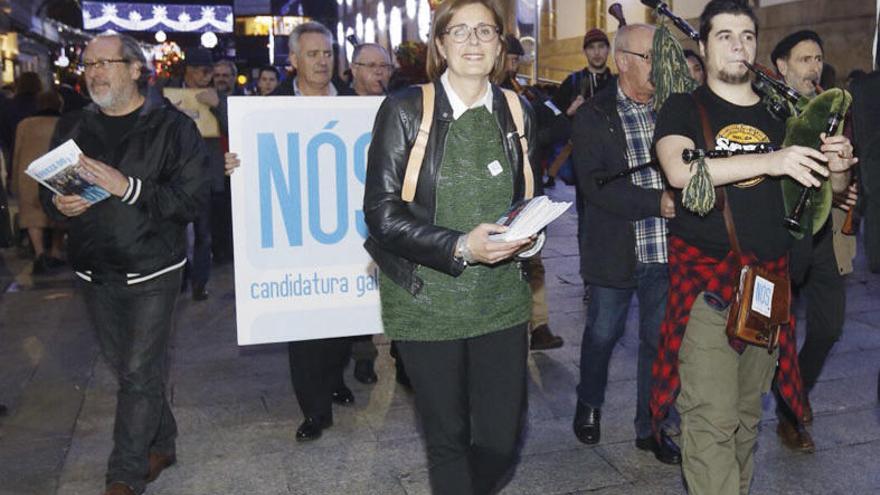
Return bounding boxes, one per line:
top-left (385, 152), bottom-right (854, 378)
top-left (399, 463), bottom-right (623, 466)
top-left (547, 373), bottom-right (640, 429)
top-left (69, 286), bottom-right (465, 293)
top-left (0, 0), bottom-right (878, 494)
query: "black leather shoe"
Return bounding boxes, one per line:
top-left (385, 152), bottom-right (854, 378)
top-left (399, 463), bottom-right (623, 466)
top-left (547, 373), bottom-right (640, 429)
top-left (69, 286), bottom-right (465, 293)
top-left (192, 285), bottom-right (209, 301)
top-left (573, 401), bottom-right (601, 444)
top-left (296, 416), bottom-right (332, 442)
top-left (636, 432), bottom-right (682, 465)
top-left (543, 176), bottom-right (556, 188)
top-left (0, 404), bottom-right (7, 416)
top-left (530, 324), bottom-right (564, 350)
top-left (331, 386), bottom-right (355, 406)
top-left (354, 359), bottom-right (378, 384)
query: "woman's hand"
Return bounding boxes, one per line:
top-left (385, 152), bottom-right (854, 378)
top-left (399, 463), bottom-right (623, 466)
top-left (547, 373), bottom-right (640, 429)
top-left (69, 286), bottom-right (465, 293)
top-left (224, 152), bottom-right (240, 176)
top-left (463, 224), bottom-right (532, 265)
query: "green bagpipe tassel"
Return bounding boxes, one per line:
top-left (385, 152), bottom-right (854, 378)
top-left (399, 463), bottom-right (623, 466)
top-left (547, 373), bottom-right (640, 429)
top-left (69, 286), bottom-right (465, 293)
top-left (681, 156), bottom-right (716, 216)
top-left (651, 20), bottom-right (698, 112)
top-left (781, 88), bottom-right (853, 238)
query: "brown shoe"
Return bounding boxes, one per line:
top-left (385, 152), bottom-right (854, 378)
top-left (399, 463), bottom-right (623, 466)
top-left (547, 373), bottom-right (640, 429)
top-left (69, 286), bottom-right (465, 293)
top-left (776, 418), bottom-right (815, 453)
top-left (103, 482), bottom-right (135, 495)
top-left (146, 452), bottom-right (176, 483)
top-left (802, 399), bottom-right (813, 425)
top-left (530, 324), bottom-right (564, 350)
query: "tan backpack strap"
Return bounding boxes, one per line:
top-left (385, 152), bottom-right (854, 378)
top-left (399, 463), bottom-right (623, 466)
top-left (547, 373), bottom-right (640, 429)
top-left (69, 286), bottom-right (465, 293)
top-left (401, 83), bottom-right (435, 202)
top-left (501, 88), bottom-right (534, 199)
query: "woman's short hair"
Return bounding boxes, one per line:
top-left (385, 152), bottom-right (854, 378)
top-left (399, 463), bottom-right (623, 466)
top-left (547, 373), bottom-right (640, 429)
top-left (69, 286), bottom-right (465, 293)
top-left (36, 90), bottom-right (63, 113)
top-left (14, 72), bottom-right (42, 98)
top-left (426, 0), bottom-right (507, 82)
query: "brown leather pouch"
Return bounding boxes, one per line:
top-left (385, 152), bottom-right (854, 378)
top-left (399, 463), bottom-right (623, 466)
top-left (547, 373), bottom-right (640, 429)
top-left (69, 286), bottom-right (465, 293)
top-left (725, 264), bottom-right (790, 352)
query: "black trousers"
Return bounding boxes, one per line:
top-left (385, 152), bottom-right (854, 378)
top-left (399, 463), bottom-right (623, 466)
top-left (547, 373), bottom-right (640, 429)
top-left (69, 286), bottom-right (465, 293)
top-left (82, 270), bottom-right (182, 493)
top-left (797, 226), bottom-right (846, 392)
top-left (777, 225), bottom-right (845, 420)
top-left (350, 334), bottom-right (378, 361)
top-left (396, 323), bottom-right (528, 495)
top-left (288, 337), bottom-right (352, 420)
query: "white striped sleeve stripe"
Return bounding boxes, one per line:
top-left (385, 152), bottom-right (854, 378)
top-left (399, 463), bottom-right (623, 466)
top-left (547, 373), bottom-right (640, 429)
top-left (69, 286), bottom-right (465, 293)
top-left (121, 176), bottom-right (135, 203)
top-left (127, 258), bottom-right (187, 285)
top-left (125, 178), bottom-right (142, 206)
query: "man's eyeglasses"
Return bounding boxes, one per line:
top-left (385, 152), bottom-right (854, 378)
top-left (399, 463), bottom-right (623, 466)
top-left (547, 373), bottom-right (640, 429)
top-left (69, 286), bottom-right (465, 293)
top-left (80, 59), bottom-right (129, 71)
top-left (352, 62), bottom-right (394, 72)
top-left (619, 49), bottom-right (652, 63)
top-left (443, 23), bottom-right (500, 44)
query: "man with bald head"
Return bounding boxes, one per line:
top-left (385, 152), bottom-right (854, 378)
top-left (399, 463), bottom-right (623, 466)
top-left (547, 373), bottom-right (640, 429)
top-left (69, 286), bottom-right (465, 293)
top-left (350, 43), bottom-right (392, 96)
top-left (40, 33), bottom-right (207, 495)
top-left (570, 23), bottom-right (680, 465)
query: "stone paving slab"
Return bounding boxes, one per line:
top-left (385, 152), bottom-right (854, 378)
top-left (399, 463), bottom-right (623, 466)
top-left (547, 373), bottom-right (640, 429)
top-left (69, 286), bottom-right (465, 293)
top-left (2, 183), bottom-right (880, 494)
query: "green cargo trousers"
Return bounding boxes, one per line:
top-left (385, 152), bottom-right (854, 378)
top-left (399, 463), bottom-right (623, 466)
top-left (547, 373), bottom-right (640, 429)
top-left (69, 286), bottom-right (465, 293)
top-left (676, 292), bottom-right (779, 495)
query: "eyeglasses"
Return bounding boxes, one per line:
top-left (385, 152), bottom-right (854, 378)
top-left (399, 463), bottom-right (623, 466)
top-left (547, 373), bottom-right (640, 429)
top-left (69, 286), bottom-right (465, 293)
top-left (80, 59), bottom-right (129, 71)
top-left (352, 62), bottom-right (394, 72)
top-left (619, 49), bottom-right (652, 63)
top-left (443, 23), bottom-right (500, 44)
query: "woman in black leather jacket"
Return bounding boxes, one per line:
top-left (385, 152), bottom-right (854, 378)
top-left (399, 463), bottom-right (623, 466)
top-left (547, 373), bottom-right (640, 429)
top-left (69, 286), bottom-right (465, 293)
top-left (363, 1), bottom-right (538, 493)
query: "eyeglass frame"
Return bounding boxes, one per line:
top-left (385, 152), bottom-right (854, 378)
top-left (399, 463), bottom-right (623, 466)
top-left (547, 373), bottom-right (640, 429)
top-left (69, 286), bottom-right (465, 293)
top-left (79, 59), bottom-right (130, 71)
top-left (618, 49), bottom-right (652, 63)
top-left (351, 62), bottom-right (394, 72)
top-left (442, 23), bottom-right (501, 44)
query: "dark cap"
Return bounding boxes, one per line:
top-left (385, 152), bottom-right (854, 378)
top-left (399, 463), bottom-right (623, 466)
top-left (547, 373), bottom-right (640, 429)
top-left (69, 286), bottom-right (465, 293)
top-left (770, 30), bottom-right (823, 69)
top-left (583, 28), bottom-right (609, 49)
top-left (505, 35), bottom-right (524, 56)
top-left (184, 48), bottom-right (214, 67)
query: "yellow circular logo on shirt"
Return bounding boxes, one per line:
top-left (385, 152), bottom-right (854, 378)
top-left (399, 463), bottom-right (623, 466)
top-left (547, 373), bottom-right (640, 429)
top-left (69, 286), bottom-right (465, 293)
top-left (714, 124), bottom-right (771, 188)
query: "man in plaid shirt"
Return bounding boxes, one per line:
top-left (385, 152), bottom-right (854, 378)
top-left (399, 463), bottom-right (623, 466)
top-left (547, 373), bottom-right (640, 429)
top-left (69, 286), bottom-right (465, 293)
top-left (570, 23), bottom-right (680, 465)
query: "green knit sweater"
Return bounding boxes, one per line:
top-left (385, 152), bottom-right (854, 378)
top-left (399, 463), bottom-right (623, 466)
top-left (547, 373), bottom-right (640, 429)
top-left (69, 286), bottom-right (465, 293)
top-left (379, 106), bottom-right (531, 341)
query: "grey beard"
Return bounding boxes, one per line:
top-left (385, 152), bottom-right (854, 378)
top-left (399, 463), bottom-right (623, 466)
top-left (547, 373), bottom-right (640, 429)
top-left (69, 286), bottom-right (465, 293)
top-left (90, 91), bottom-right (115, 109)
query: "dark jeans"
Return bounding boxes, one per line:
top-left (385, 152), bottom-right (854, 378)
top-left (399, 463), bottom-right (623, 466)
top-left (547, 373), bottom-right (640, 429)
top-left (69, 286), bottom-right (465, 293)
top-left (577, 262), bottom-right (668, 439)
top-left (288, 337), bottom-right (352, 419)
top-left (396, 323), bottom-right (528, 495)
top-left (82, 269), bottom-right (182, 493)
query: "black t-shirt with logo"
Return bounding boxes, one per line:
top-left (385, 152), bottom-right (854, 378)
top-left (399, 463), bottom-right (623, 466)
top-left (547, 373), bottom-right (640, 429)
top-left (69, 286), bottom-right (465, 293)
top-left (653, 85), bottom-right (791, 261)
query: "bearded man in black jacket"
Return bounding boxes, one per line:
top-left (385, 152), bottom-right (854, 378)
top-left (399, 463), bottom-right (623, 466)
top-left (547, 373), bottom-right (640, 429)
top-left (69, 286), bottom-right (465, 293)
top-left (40, 33), bottom-right (208, 495)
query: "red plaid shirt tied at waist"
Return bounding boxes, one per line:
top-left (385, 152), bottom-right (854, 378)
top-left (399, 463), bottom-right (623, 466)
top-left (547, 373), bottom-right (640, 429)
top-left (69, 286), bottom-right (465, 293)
top-left (649, 235), bottom-right (805, 434)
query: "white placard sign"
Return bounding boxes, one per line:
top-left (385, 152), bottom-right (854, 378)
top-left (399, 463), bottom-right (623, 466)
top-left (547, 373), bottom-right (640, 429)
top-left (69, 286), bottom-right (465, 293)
top-left (228, 96), bottom-right (385, 345)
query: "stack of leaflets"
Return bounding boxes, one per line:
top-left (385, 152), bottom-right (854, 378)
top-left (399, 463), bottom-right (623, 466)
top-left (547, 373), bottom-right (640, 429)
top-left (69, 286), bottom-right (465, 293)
top-left (489, 196), bottom-right (572, 242)
top-left (26, 139), bottom-right (110, 204)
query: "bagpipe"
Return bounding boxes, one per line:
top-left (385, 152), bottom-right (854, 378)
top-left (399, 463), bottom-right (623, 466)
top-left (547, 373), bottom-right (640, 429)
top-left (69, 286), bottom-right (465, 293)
top-left (642, 0), bottom-right (853, 237)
